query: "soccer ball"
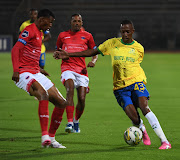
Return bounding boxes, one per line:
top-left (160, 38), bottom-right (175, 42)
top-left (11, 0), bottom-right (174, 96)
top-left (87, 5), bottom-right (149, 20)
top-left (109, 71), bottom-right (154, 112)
top-left (124, 126), bottom-right (142, 146)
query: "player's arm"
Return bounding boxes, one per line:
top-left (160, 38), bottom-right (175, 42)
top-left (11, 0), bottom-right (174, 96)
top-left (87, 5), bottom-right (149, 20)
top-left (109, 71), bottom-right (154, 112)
top-left (54, 48), bottom-right (99, 60)
top-left (87, 34), bottom-right (98, 67)
top-left (42, 31), bottom-right (51, 43)
top-left (87, 55), bottom-right (98, 67)
top-left (11, 42), bottom-right (25, 82)
top-left (40, 68), bottom-right (50, 77)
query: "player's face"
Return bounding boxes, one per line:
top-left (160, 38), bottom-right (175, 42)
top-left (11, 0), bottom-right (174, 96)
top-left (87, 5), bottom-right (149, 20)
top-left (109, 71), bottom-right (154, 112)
top-left (30, 10), bottom-right (38, 23)
top-left (71, 15), bottom-right (83, 32)
top-left (40, 16), bottom-right (55, 31)
top-left (120, 24), bottom-right (135, 43)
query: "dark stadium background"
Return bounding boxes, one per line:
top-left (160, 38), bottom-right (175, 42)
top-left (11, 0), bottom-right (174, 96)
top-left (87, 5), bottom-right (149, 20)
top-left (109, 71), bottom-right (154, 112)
top-left (0, 0), bottom-right (180, 51)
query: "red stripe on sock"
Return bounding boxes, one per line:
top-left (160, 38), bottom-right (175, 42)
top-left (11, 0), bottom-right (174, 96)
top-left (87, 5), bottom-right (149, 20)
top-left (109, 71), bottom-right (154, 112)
top-left (38, 100), bottom-right (49, 136)
top-left (49, 107), bottom-right (65, 137)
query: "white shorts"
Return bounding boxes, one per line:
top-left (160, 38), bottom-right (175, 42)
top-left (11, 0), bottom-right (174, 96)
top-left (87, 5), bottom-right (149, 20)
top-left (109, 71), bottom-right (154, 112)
top-left (61, 71), bottom-right (89, 88)
top-left (15, 72), bottom-right (54, 94)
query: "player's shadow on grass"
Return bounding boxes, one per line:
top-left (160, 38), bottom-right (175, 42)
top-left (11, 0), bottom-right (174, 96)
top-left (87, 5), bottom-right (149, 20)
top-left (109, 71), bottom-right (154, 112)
top-left (1, 145), bottom-right (135, 160)
top-left (0, 97), bottom-right (33, 102)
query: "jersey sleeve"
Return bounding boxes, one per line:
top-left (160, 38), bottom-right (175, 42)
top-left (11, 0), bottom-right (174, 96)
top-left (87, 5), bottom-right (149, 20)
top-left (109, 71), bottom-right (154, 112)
top-left (97, 39), bottom-right (113, 56)
top-left (11, 41), bottom-right (25, 72)
top-left (87, 33), bottom-right (96, 49)
top-left (56, 33), bottom-right (63, 50)
top-left (18, 27), bottom-right (33, 45)
top-left (137, 44), bottom-right (144, 63)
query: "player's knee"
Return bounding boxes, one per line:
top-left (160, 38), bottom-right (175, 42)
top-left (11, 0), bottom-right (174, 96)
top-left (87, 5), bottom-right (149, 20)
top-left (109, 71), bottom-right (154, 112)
top-left (140, 104), bottom-right (150, 116)
top-left (56, 100), bottom-right (67, 109)
top-left (66, 100), bottom-right (74, 106)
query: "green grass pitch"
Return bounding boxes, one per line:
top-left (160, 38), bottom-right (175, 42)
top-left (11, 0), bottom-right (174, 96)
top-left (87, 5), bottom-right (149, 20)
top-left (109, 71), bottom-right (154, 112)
top-left (0, 52), bottom-right (179, 160)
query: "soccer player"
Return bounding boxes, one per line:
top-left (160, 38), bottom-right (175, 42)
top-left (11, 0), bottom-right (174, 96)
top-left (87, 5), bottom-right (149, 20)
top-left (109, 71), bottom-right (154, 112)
top-left (56, 14), bottom-right (98, 133)
top-left (19, 8), bottom-right (51, 69)
top-left (12, 9), bottom-right (66, 149)
top-left (54, 20), bottom-right (171, 149)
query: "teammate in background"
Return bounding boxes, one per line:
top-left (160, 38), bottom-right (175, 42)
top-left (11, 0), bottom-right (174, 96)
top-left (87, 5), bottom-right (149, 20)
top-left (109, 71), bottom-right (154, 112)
top-left (56, 14), bottom-right (98, 133)
top-left (12, 9), bottom-right (66, 149)
top-left (19, 8), bottom-right (51, 69)
top-left (54, 20), bottom-right (171, 149)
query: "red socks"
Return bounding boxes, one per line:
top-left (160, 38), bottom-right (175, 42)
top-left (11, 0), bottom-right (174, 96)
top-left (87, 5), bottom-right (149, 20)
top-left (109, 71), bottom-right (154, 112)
top-left (38, 100), bottom-right (49, 136)
top-left (75, 108), bottom-right (84, 121)
top-left (49, 107), bottom-right (65, 137)
top-left (66, 106), bottom-right (74, 122)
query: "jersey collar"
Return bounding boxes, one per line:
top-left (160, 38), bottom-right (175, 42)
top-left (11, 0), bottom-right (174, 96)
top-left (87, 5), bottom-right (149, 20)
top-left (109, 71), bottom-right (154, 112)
top-left (120, 38), bottom-right (135, 45)
top-left (69, 29), bottom-right (82, 34)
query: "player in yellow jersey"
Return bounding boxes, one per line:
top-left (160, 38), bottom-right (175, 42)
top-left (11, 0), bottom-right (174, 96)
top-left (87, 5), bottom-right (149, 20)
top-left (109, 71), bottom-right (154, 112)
top-left (19, 8), bottom-right (51, 69)
top-left (54, 20), bottom-right (171, 150)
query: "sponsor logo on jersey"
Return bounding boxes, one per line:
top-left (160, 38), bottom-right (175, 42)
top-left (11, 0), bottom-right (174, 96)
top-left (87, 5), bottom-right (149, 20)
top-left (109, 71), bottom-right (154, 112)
top-left (64, 36), bottom-right (71, 39)
top-left (26, 76), bottom-right (30, 79)
top-left (129, 48), bottom-right (136, 55)
top-left (81, 36), bottom-right (86, 40)
top-left (21, 30), bottom-right (29, 38)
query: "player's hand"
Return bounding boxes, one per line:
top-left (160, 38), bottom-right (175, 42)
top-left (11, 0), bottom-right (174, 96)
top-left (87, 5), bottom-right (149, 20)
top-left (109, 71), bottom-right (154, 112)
top-left (12, 72), bottom-right (19, 83)
top-left (40, 68), bottom-right (50, 77)
top-left (87, 61), bottom-right (95, 68)
top-left (81, 68), bottom-right (87, 75)
top-left (53, 48), bottom-right (69, 60)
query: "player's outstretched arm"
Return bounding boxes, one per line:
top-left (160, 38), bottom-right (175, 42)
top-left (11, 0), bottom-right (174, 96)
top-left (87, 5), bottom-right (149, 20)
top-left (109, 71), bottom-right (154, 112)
top-left (87, 55), bottom-right (98, 67)
top-left (40, 68), bottom-right (50, 77)
top-left (53, 48), bottom-right (99, 60)
top-left (11, 42), bottom-right (25, 83)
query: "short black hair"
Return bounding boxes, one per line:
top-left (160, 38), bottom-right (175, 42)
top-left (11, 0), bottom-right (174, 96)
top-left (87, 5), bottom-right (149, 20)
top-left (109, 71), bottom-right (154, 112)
top-left (37, 9), bottom-right (55, 19)
top-left (71, 13), bottom-right (82, 19)
top-left (120, 20), bottom-right (134, 28)
top-left (29, 8), bottom-right (38, 12)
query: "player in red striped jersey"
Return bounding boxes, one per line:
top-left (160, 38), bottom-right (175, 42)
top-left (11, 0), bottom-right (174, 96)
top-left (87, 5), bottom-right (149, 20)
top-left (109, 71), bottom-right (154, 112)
top-left (56, 14), bottom-right (98, 133)
top-left (11, 9), bottom-right (66, 148)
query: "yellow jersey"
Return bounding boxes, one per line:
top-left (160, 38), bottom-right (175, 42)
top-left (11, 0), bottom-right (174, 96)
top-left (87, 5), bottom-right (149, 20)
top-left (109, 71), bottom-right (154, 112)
top-left (97, 37), bottom-right (147, 90)
top-left (19, 20), bottom-right (46, 53)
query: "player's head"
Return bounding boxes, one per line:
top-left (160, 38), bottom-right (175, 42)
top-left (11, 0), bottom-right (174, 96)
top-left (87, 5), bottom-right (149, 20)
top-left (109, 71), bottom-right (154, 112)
top-left (120, 20), bottom-right (135, 44)
top-left (36, 9), bottom-right (55, 31)
top-left (71, 13), bottom-right (83, 32)
top-left (29, 8), bottom-right (38, 23)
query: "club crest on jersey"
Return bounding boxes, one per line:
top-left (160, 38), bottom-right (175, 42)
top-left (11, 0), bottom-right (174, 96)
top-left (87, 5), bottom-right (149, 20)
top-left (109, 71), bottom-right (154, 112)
top-left (21, 30), bottom-right (29, 38)
top-left (81, 36), bottom-right (86, 40)
top-left (26, 76), bottom-right (30, 79)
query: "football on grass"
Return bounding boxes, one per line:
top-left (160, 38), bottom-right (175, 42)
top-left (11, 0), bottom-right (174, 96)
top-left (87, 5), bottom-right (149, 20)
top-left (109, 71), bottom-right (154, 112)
top-left (124, 126), bottom-right (142, 146)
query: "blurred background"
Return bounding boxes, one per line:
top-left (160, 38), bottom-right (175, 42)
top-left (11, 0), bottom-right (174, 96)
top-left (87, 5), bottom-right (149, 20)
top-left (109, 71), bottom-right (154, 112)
top-left (0, 0), bottom-right (180, 52)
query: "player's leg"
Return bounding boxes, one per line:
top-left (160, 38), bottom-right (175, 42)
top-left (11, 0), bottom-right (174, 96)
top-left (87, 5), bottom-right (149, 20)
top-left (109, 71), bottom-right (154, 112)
top-left (47, 85), bottom-right (66, 148)
top-left (138, 96), bottom-right (171, 149)
top-left (124, 104), bottom-right (141, 125)
top-left (114, 87), bottom-right (141, 126)
top-left (39, 52), bottom-right (46, 69)
top-left (64, 79), bottom-right (75, 133)
top-left (29, 80), bottom-right (51, 147)
top-left (132, 93), bottom-right (151, 145)
top-left (114, 85), bottom-right (151, 146)
top-left (134, 82), bottom-right (171, 149)
top-left (73, 86), bottom-right (87, 133)
top-left (73, 73), bottom-right (89, 133)
top-left (61, 71), bottom-right (76, 133)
